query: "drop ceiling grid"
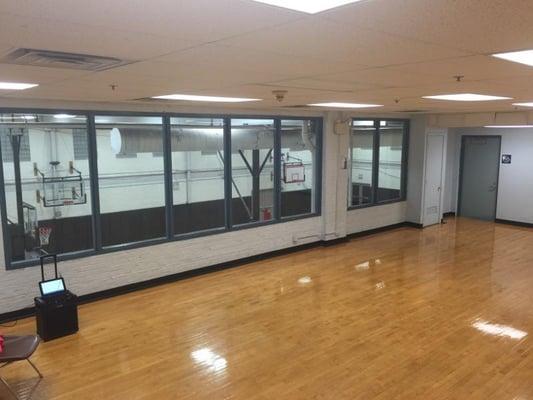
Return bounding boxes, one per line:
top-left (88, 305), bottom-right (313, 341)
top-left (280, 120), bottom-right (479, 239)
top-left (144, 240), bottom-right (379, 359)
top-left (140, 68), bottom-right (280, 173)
top-left (0, 0), bottom-right (532, 112)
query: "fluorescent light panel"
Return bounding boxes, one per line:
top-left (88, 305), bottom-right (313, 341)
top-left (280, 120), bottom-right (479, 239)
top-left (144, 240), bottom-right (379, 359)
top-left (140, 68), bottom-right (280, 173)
top-left (423, 93), bottom-right (511, 101)
top-left (309, 102), bottom-right (383, 109)
top-left (152, 94), bottom-right (260, 103)
top-left (493, 49), bottom-right (533, 67)
top-left (0, 82), bottom-right (38, 90)
top-left (485, 125), bottom-right (533, 129)
top-left (513, 102), bottom-right (533, 107)
top-left (251, 0), bottom-right (363, 14)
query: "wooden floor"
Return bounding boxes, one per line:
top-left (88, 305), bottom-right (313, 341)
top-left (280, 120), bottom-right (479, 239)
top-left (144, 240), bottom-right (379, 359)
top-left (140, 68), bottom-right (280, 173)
top-left (2, 217), bottom-right (533, 399)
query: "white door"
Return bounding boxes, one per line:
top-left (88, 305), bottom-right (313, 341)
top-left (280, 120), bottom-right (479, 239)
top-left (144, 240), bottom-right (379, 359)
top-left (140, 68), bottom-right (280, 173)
top-left (423, 134), bottom-right (446, 226)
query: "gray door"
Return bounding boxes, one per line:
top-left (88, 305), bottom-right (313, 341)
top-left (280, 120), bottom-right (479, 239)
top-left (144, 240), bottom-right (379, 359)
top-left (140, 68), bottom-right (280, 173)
top-left (459, 136), bottom-right (501, 220)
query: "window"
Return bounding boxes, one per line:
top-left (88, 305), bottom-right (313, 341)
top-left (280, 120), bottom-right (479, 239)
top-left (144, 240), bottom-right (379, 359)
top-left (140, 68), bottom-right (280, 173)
top-left (230, 119), bottom-right (275, 226)
top-left (0, 113), bottom-right (92, 262)
top-left (280, 119), bottom-right (318, 217)
top-left (0, 110), bottom-right (322, 269)
top-left (378, 120), bottom-right (406, 202)
top-left (349, 120), bottom-right (375, 206)
top-left (348, 119), bottom-right (408, 208)
top-left (170, 117), bottom-right (225, 235)
top-left (95, 115), bottom-right (165, 247)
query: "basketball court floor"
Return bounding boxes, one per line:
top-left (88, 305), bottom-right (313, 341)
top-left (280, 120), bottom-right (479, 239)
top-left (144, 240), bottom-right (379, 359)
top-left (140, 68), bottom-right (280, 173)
top-left (1, 217), bottom-right (532, 400)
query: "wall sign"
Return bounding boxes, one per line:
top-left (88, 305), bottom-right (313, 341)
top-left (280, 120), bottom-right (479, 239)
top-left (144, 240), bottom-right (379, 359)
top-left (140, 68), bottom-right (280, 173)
top-left (502, 154), bottom-right (512, 164)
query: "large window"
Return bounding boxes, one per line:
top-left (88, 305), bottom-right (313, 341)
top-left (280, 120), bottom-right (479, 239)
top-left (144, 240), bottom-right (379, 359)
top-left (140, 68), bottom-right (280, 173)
top-left (95, 115), bottom-right (165, 247)
top-left (280, 119), bottom-right (318, 217)
top-left (0, 113), bottom-right (92, 262)
top-left (348, 119), bottom-right (408, 208)
top-left (170, 117), bottom-right (225, 235)
top-left (0, 111), bottom-right (322, 269)
top-left (231, 119), bottom-right (275, 226)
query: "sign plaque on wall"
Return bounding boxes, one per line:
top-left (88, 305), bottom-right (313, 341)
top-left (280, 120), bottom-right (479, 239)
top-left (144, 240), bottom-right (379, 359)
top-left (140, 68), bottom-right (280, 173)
top-left (502, 154), bottom-right (512, 164)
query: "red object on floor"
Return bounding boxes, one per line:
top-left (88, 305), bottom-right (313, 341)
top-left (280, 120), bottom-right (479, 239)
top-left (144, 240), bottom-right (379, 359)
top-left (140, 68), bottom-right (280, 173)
top-left (0, 335), bottom-right (4, 353)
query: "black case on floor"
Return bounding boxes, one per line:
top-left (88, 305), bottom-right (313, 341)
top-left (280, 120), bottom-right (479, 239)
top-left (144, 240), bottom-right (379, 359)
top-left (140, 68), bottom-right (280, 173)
top-left (34, 254), bottom-right (79, 341)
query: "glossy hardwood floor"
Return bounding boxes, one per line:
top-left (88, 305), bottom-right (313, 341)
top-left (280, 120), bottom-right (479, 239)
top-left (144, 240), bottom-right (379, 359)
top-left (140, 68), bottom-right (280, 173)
top-left (2, 217), bottom-right (533, 400)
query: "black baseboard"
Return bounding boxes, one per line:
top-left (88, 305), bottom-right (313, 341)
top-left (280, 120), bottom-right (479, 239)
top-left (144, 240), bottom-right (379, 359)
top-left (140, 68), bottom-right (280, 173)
top-left (0, 307), bottom-right (35, 324)
top-left (404, 221), bottom-right (424, 229)
top-left (322, 237), bottom-right (350, 246)
top-left (348, 222), bottom-right (409, 239)
top-left (443, 212), bottom-right (456, 218)
top-left (495, 219), bottom-right (533, 228)
top-left (0, 221), bottom-right (421, 324)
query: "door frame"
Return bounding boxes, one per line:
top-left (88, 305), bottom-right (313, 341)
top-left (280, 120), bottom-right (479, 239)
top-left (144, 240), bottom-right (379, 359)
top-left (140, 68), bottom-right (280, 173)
top-left (457, 135), bottom-right (502, 220)
top-left (422, 130), bottom-right (447, 227)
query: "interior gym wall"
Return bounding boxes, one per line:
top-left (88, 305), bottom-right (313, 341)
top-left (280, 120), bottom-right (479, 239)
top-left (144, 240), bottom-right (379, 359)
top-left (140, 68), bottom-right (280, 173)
top-left (446, 127), bottom-right (533, 224)
top-left (0, 102), bottom-right (414, 314)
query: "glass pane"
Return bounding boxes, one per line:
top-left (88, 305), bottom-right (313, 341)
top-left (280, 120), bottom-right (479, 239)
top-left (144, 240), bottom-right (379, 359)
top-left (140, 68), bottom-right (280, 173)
top-left (230, 119), bottom-right (274, 226)
top-left (377, 120), bottom-right (405, 202)
top-left (95, 115), bottom-right (165, 246)
top-left (0, 113), bottom-right (92, 262)
top-left (170, 117), bottom-right (225, 235)
top-left (350, 120), bottom-right (375, 206)
top-left (280, 119), bottom-right (317, 217)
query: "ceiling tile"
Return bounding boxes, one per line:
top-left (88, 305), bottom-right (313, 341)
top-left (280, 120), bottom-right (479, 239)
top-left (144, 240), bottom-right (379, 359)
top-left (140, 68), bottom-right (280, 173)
top-left (323, 0), bottom-right (533, 54)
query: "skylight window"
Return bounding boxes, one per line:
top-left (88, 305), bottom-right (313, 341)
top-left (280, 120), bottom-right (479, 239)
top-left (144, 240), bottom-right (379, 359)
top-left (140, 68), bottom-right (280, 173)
top-left (422, 94), bottom-right (511, 102)
top-left (251, 0), bottom-right (364, 14)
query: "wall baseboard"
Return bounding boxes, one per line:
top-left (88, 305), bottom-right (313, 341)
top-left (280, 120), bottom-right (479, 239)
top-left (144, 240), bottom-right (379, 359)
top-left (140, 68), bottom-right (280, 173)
top-left (348, 222), bottom-right (409, 239)
top-left (404, 221), bottom-right (424, 229)
top-left (495, 219), bottom-right (533, 228)
top-left (0, 221), bottom-right (422, 324)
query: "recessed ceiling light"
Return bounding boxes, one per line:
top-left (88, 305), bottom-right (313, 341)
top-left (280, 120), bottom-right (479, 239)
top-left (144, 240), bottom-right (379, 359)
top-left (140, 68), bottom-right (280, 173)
top-left (422, 93), bottom-right (511, 101)
top-left (493, 49), bottom-right (533, 67)
top-left (152, 94), bottom-right (260, 103)
top-left (0, 82), bottom-right (38, 90)
top-left (250, 0), bottom-right (363, 14)
top-left (485, 125), bottom-right (533, 129)
top-left (513, 102), bottom-right (533, 108)
top-left (309, 102), bottom-right (383, 109)
top-left (54, 114), bottom-right (77, 119)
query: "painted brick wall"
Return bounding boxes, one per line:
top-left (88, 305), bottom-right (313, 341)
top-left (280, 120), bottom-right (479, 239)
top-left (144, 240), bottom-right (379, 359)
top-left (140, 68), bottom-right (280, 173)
top-left (0, 217), bottom-right (322, 313)
top-left (346, 202), bottom-right (407, 234)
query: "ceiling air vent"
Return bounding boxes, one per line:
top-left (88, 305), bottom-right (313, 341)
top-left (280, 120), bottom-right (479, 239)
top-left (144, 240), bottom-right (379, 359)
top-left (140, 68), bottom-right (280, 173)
top-left (1, 48), bottom-right (133, 71)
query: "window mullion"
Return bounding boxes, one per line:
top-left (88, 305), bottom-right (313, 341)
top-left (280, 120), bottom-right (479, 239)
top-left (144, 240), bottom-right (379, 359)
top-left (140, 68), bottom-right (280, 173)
top-left (274, 118), bottom-right (281, 220)
top-left (163, 116), bottom-right (173, 239)
top-left (223, 117), bottom-right (232, 230)
top-left (87, 114), bottom-right (102, 251)
top-left (372, 120), bottom-right (380, 205)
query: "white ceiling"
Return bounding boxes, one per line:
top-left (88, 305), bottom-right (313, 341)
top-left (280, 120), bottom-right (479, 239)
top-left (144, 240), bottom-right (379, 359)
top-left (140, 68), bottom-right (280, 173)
top-left (1, 0), bottom-right (533, 113)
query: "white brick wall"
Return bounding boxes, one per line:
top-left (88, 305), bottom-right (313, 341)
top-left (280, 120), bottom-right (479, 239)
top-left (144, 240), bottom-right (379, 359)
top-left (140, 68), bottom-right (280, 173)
top-left (346, 202), bottom-right (407, 234)
top-left (0, 217), bottom-right (322, 312)
top-left (0, 107), bottom-right (414, 314)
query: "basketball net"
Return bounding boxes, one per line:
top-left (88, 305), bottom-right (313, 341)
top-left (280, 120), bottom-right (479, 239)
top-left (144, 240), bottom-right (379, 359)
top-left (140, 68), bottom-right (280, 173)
top-left (39, 227), bottom-right (52, 246)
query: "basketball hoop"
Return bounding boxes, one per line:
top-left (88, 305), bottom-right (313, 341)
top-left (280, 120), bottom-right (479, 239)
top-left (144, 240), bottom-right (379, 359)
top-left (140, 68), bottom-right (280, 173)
top-left (39, 226), bottom-right (52, 247)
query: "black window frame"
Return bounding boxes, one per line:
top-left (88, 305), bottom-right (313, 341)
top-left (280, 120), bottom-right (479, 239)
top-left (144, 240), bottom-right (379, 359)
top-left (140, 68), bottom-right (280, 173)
top-left (0, 109), bottom-right (323, 270)
top-left (348, 118), bottom-right (409, 210)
